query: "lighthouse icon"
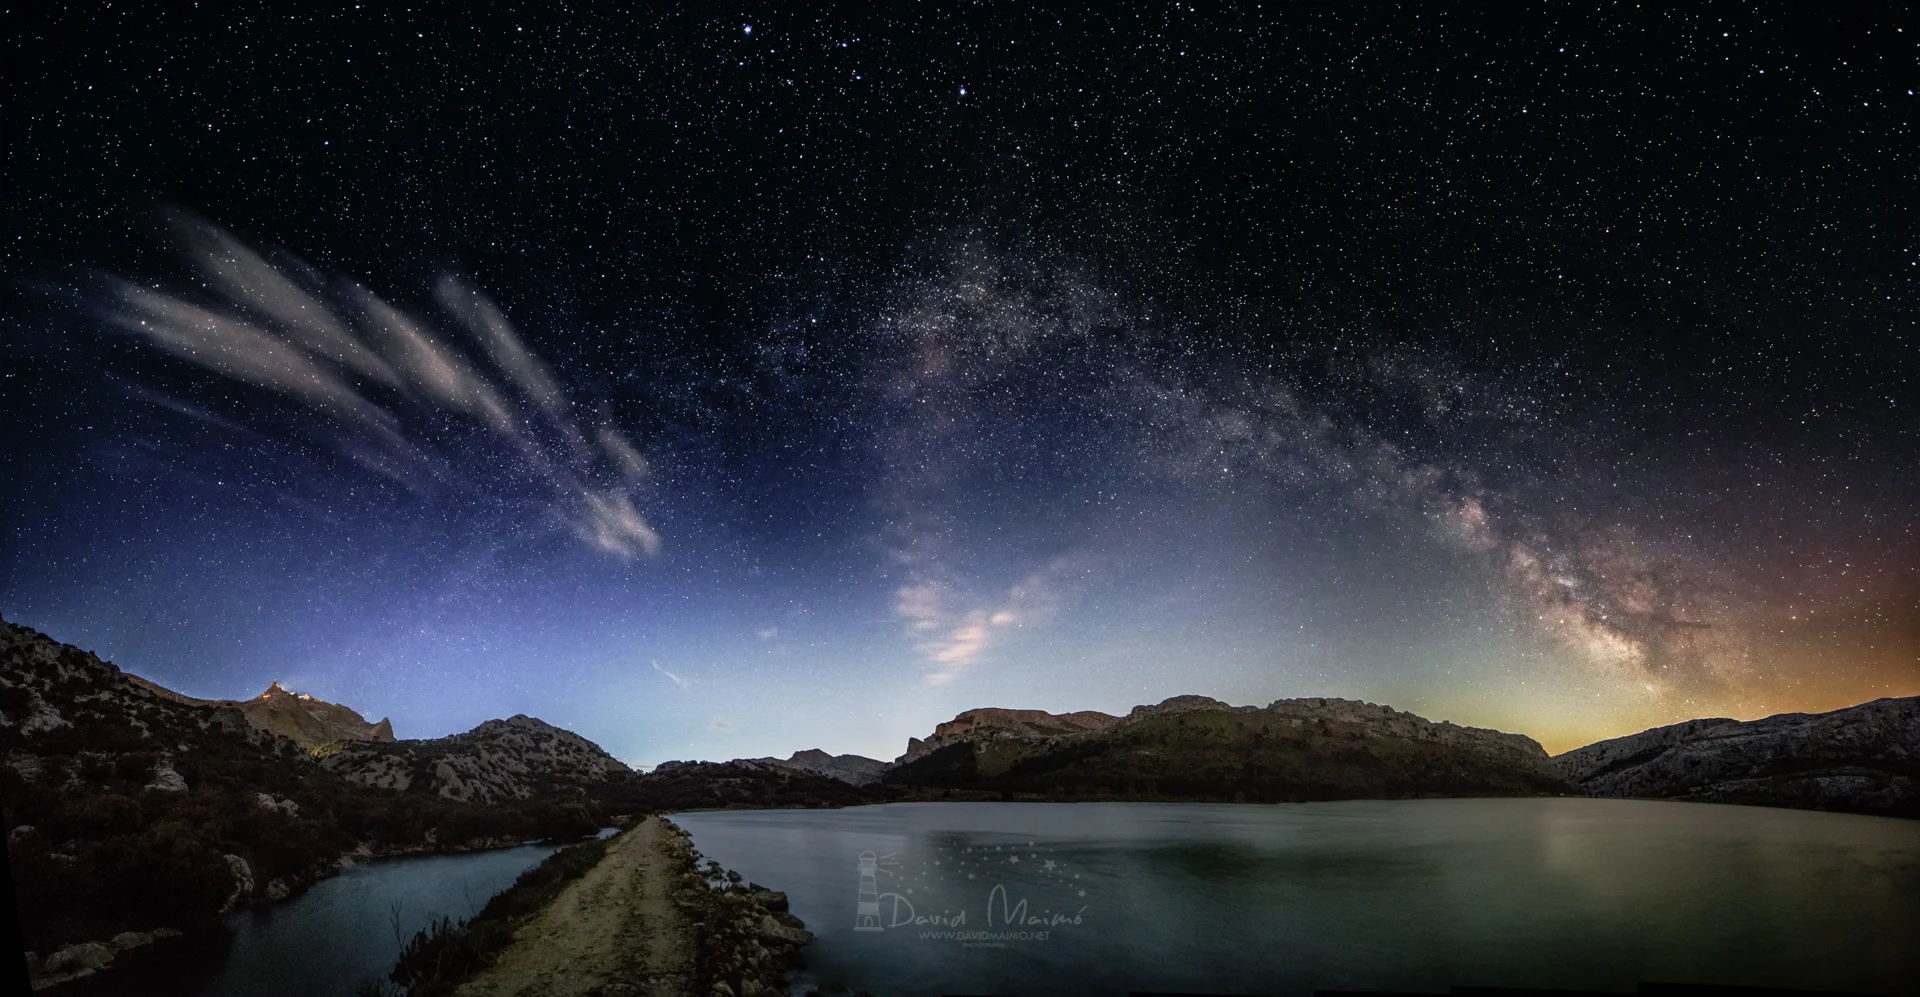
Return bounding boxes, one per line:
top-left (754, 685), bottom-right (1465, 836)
top-left (854, 850), bottom-right (883, 931)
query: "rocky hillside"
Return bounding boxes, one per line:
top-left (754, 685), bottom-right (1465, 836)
top-left (0, 615), bottom-right (604, 978)
top-left (319, 714), bottom-right (632, 804)
top-left (747, 748), bottom-right (893, 785)
top-left (126, 674), bottom-right (395, 749)
top-left (1554, 696), bottom-right (1920, 817)
top-left (885, 694), bottom-right (1571, 802)
top-left (900, 707), bottom-right (1124, 763)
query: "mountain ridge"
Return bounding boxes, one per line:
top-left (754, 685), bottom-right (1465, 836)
top-left (746, 748), bottom-right (893, 785)
top-left (884, 694), bottom-right (1570, 802)
top-left (123, 674), bottom-right (395, 749)
top-left (1554, 695), bottom-right (1920, 817)
top-left (319, 713), bottom-right (633, 804)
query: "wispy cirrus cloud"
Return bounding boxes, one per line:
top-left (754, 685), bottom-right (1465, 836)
top-left (651, 659), bottom-right (692, 690)
top-left (106, 210), bottom-right (661, 559)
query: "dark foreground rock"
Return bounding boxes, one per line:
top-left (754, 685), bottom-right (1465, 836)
top-left (0, 615), bottom-right (607, 985)
top-left (1554, 696), bottom-right (1920, 817)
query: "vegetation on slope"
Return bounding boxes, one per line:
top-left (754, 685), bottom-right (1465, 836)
top-left (368, 832), bottom-right (616, 997)
top-left (887, 708), bottom-right (1574, 802)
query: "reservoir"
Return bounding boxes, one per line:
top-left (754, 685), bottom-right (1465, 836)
top-left (126, 840), bottom-right (567, 997)
top-left (676, 798), bottom-right (1920, 996)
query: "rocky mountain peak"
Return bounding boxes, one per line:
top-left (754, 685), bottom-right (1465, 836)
top-left (320, 712), bottom-right (631, 804)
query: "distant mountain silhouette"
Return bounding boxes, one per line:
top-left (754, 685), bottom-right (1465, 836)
top-left (745, 749), bottom-right (893, 785)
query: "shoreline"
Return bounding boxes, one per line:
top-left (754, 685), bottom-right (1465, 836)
top-left (25, 830), bottom-right (602, 992)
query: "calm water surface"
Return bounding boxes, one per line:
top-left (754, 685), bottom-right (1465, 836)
top-left (157, 840), bottom-right (567, 997)
top-left (209, 843), bottom-right (564, 996)
top-left (676, 799), bottom-right (1920, 997)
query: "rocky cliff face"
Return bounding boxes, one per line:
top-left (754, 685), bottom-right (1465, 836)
top-left (127, 675), bottom-right (396, 749)
top-left (886, 695), bottom-right (1569, 801)
top-left (320, 714), bottom-right (631, 804)
top-left (1554, 696), bottom-right (1920, 817)
top-left (0, 616), bottom-right (282, 760)
top-left (898, 706), bottom-right (1125, 762)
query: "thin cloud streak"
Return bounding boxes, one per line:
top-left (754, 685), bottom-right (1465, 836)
top-left (108, 212), bottom-right (662, 559)
top-left (651, 659), bottom-right (692, 690)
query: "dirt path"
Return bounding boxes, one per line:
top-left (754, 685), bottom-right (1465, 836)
top-left (454, 817), bottom-right (693, 997)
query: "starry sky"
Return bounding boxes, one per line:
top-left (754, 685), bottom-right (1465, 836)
top-left (3, 4), bottom-right (1915, 764)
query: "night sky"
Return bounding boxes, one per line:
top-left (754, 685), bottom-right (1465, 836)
top-left (4, 5), bottom-right (1914, 765)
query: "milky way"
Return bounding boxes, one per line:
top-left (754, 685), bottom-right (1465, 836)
top-left (4, 5), bottom-right (1913, 761)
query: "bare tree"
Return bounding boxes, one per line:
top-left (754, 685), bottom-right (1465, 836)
top-left (388, 898), bottom-right (406, 950)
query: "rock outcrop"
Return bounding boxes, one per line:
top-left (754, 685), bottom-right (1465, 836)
top-left (1555, 696), bottom-right (1920, 817)
top-left (899, 706), bottom-right (1125, 763)
top-left (748, 748), bottom-right (893, 785)
top-left (320, 714), bottom-right (631, 804)
top-left (886, 694), bottom-right (1570, 801)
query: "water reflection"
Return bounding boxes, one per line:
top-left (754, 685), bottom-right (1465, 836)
top-left (677, 798), bottom-right (1920, 996)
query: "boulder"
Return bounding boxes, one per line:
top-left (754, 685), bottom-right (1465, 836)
top-left (253, 792), bottom-right (299, 816)
top-left (219, 853), bottom-right (253, 912)
top-left (108, 931), bottom-right (153, 952)
top-left (265, 878), bottom-right (290, 901)
top-left (756, 913), bottom-right (812, 947)
top-left (145, 757), bottom-right (188, 792)
top-left (42, 941), bottom-right (114, 976)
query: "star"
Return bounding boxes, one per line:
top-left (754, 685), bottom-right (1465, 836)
top-left (1042, 860), bottom-right (1057, 872)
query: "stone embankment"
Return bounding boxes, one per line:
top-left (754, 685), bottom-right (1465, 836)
top-left (451, 817), bottom-right (811, 997)
top-left (26, 928), bottom-right (185, 991)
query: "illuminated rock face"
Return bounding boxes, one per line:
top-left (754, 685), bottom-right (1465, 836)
top-left (122, 674), bottom-right (395, 750)
top-left (1554, 697), bottom-right (1920, 818)
top-left (238, 681), bottom-right (397, 749)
